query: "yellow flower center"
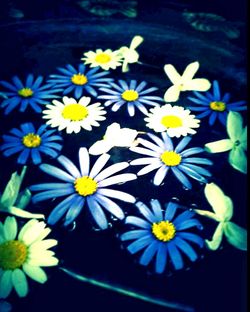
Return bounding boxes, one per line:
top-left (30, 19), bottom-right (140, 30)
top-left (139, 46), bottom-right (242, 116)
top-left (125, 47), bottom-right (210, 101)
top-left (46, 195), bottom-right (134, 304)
top-left (209, 101), bottom-right (226, 112)
top-left (74, 176), bottom-right (98, 196)
top-left (160, 151), bottom-right (182, 166)
top-left (18, 88), bottom-right (33, 97)
top-left (0, 240), bottom-right (28, 270)
top-left (121, 90), bottom-right (139, 102)
top-left (62, 104), bottom-right (89, 121)
top-left (71, 73), bottom-right (88, 86)
top-left (152, 221), bottom-right (176, 242)
top-left (95, 53), bottom-right (111, 64)
top-left (161, 115), bottom-right (183, 128)
top-left (22, 133), bottom-right (41, 148)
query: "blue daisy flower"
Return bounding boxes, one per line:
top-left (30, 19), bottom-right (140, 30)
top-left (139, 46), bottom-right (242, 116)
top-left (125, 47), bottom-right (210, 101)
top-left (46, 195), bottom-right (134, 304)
top-left (46, 63), bottom-right (113, 99)
top-left (0, 74), bottom-right (63, 114)
top-left (187, 80), bottom-right (247, 126)
top-left (0, 122), bottom-right (63, 165)
top-left (98, 80), bottom-right (164, 116)
top-left (29, 148), bottom-right (137, 229)
top-left (130, 133), bottom-right (213, 189)
top-left (121, 199), bottom-right (204, 274)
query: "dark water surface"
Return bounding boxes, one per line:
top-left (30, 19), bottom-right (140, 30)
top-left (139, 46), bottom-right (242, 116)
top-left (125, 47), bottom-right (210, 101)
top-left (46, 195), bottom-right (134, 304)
top-left (0, 1), bottom-right (247, 312)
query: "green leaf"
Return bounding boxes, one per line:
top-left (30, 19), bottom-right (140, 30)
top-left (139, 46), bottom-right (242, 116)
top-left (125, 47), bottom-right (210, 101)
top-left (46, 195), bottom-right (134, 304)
top-left (227, 111), bottom-right (243, 141)
top-left (206, 222), bottom-right (224, 250)
top-left (224, 221), bottom-right (247, 251)
top-left (229, 148), bottom-right (247, 174)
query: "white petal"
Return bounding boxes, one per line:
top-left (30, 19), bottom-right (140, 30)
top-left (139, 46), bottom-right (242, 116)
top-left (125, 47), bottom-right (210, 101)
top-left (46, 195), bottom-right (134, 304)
top-left (18, 219), bottom-right (38, 241)
top-left (181, 61), bottom-right (199, 81)
top-left (0, 270), bottom-right (13, 299)
top-left (205, 139), bottom-right (233, 153)
top-left (89, 140), bottom-right (113, 155)
top-left (3, 217), bottom-right (17, 241)
top-left (29, 239), bottom-right (58, 252)
top-left (183, 78), bottom-right (211, 91)
top-left (206, 222), bottom-right (224, 251)
top-left (27, 256), bottom-right (59, 267)
top-left (164, 64), bottom-right (182, 84)
top-left (229, 148), bottom-right (247, 174)
top-left (20, 221), bottom-right (46, 246)
top-left (227, 111), bottom-right (243, 141)
top-left (164, 85), bottom-right (180, 102)
top-left (204, 183), bottom-right (233, 221)
top-left (12, 269), bottom-right (28, 297)
top-left (223, 221), bottom-right (247, 251)
top-left (22, 264), bottom-right (47, 283)
top-left (193, 209), bottom-right (220, 221)
top-left (130, 35), bottom-right (144, 50)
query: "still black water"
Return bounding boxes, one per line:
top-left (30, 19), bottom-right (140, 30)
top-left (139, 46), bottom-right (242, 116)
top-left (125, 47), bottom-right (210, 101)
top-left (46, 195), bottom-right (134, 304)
top-left (0, 1), bottom-right (247, 312)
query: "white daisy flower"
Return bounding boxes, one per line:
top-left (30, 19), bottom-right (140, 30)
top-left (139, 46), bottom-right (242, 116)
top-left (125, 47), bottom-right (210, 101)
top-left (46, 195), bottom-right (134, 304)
top-left (89, 123), bottom-right (139, 155)
top-left (42, 96), bottom-right (107, 134)
top-left (144, 104), bottom-right (200, 138)
top-left (81, 49), bottom-right (123, 70)
top-left (0, 217), bottom-right (58, 299)
top-left (164, 61), bottom-right (211, 102)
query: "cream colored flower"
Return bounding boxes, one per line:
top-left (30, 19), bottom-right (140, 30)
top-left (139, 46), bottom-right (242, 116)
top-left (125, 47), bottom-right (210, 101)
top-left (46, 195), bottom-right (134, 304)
top-left (81, 48), bottom-right (123, 70)
top-left (89, 122), bottom-right (139, 155)
top-left (42, 96), bottom-right (106, 134)
top-left (205, 111), bottom-right (247, 174)
top-left (0, 217), bottom-right (58, 298)
top-left (194, 183), bottom-right (247, 251)
top-left (144, 104), bottom-right (200, 137)
top-left (164, 61), bottom-right (211, 102)
top-left (118, 35), bottom-right (144, 72)
top-left (0, 166), bottom-right (44, 219)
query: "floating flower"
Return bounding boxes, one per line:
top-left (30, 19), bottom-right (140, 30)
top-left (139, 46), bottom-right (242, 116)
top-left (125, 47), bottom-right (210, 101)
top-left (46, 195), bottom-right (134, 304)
top-left (0, 74), bottom-right (62, 114)
top-left (30, 148), bottom-right (137, 229)
top-left (205, 111), bottom-right (247, 174)
top-left (121, 200), bottom-right (204, 274)
top-left (98, 80), bottom-right (163, 117)
top-left (81, 49), bottom-right (123, 71)
top-left (46, 63), bottom-right (113, 98)
top-left (0, 122), bottom-right (63, 165)
top-left (144, 104), bottom-right (200, 137)
top-left (89, 122), bottom-right (139, 155)
top-left (0, 217), bottom-right (58, 299)
top-left (130, 133), bottom-right (212, 189)
top-left (194, 183), bottom-right (247, 251)
top-left (163, 61), bottom-right (211, 102)
top-left (0, 166), bottom-right (44, 219)
top-left (187, 80), bottom-right (247, 126)
top-left (118, 35), bottom-right (144, 72)
top-left (42, 96), bottom-right (106, 134)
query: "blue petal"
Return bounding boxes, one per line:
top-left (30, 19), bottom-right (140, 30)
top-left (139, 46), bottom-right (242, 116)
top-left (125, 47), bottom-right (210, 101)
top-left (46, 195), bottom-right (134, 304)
top-left (173, 210), bottom-right (195, 226)
top-left (196, 110), bottom-right (211, 118)
top-left (127, 235), bottom-right (153, 254)
top-left (175, 219), bottom-right (203, 231)
top-left (30, 183), bottom-right (73, 191)
top-left (39, 164), bottom-right (75, 182)
top-left (48, 194), bottom-right (79, 225)
top-left (94, 194), bottom-right (124, 219)
top-left (139, 240), bottom-right (159, 266)
top-left (121, 230), bottom-right (149, 241)
top-left (178, 164), bottom-right (208, 183)
top-left (161, 132), bottom-right (173, 150)
top-left (86, 196), bottom-right (108, 230)
top-left (74, 86), bottom-right (83, 99)
top-left (26, 74), bottom-right (34, 87)
top-left (171, 167), bottom-right (192, 189)
top-left (136, 201), bottom-right (157, 223)
top-left (167, 241), bottom-right (184, 270)
top-left (32, 188), bottom-right (75, 203)
top-left (180, 163), bottom-right (211, 177)
top-left (118, 80), bottom-right (128, 90)
top-left (174, 237), bottom-right (198, 261)
top-left (177, 232), bottom-right (204, 247)
top-left (150, 199), bottom-right (163, 221)
top-left (155, 242), bottom-right (167, 274)
top-left (31, 149), bottom-right (42, 164)
top-left (33, 76), bottom-right (43, 89)
top-left (182, 157), bottom-right (213, 165)
top-left (208, 111), bottom-right (218, 125)
top-left (57, 155), bottom-right (81, 178)
top-left (164, 202), bottom-right (178, 221)
top-left (85, 85), bottom-right (97, 97)
top-left (64, 196), bottom-right (84, 226)
top-left (135, 81), bottom-right (147, 92)
top-left (2, 145), bottom-right (24, 156)
top-left (180, 147), bottom-right (204, 157)
top-left (175, 136), bottom-right (192, 153)
top-left (125, 216), bottom-right (151, 229)
top-left (213, 80), bottom-right (221, 101)
top-left (12, 76), bottom-right (24, 89)
top-left (17, 148), bottom-right (30, 164)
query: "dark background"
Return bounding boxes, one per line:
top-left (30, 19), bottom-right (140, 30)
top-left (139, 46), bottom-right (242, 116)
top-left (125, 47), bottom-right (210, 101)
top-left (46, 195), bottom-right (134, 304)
top-left (0, 1), bottom-right (247, 312)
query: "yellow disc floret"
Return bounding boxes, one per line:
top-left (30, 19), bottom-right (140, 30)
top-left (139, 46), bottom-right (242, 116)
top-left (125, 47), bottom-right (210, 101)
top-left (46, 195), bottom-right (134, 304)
top-left (0, 240), bottom-right (28, 270)
top-left (22, 133), bottom-right (41, 148)
top-left (95, 53), bottom-right (111, 64)
top-left (18, 88), bottom-right (34, 98)
top-left (71, 73), bottom-right (88, 86)
top-left (74, 176), bottom-right (98, 196)
top-left (152, 221), bottom-right (176, 242)
top-left (160, 151), bottom-right (182, 166)
top-left (209, 101), bottom-right (226, 112)
top-left (161, 115), bottom-right (183, 128)
top-left (121, 90), bottom-right (139, 102)
top-left (62, 104), bottom-right (89, 121)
